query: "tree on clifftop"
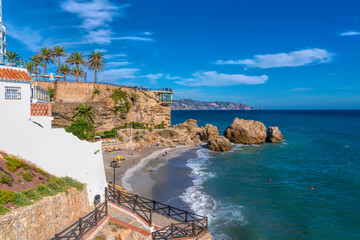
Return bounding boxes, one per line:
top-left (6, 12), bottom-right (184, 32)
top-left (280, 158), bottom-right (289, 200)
top-left (73, 104), bottom-right (96, 124)
top-left (66, 52), bottom-right (86, 82)
top-left (36, 47), bottom-right (55, 81)
top-left (87, 51), bottom-right (105, 84)
top-left (29, 56), bottom-right (44, 81)
top-left (53, 46), bottom-right (67, 77)
top-left (59, 64), bottom-right (71, 81)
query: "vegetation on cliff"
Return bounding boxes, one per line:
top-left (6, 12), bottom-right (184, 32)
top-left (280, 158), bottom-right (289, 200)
top-left (0, 154), bottom-right (84, 215)
top-left (110, 88), bottom-right (131, 115)
top-left (66, 117), bottom-right (95, 141)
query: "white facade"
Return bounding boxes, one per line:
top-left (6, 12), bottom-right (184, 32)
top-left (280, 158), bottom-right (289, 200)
top-left (0, 117), bottom-right (108, 203)
top-left (0, 0), bottom-right (6, 56)
top-left (0, 79), bottom-right (31, 120)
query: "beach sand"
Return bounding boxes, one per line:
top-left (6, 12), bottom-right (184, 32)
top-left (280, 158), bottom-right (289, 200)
top-left (103, 145), bottom-right (197, 199)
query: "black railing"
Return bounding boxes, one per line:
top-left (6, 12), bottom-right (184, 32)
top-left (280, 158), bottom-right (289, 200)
top-left (105, 187), bottom-right (208, 240)
top-left (51, 201), bottom-right (108, 240)
top-left (33, 79), bottom-right (173, 93)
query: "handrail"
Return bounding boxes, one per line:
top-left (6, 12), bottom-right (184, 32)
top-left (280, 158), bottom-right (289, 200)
top-left (105, 187), bottom-right (208, 240)
top-left (51, 201), bottom-right (108, 240)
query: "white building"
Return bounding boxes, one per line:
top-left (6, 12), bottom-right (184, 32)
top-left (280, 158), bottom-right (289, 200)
top-left (0, 65), bottom-right (108, 203)
top-left (0, 66), bottom-right (32, 120)
top-left (0, 0), bottom-right (6, 56)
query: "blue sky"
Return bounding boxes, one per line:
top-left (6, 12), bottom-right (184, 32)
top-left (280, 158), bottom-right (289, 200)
top-left (4, 0), bottom-right (360, 109)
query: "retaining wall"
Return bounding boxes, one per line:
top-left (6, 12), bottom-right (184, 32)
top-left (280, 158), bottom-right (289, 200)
top-left (0, 188), bottom-right (90, 240)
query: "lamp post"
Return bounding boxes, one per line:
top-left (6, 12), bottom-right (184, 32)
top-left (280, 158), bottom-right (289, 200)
top-left (110, 158), bottom-right (121, 193)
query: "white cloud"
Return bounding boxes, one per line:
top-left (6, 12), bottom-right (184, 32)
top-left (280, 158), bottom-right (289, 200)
top-left (81, 29), bottom-right (153, 45)
top-left (104, 53), bottom-right (127, 59)
top-left (292, 87), bottom-right (312, 92)
top-left (6, 24), bottom-right (43, 50)
top-left (216, 48), bottom-right (333, 69)
top-left (172, 71), bottom-right (268, 87)
top-left (143, 32), bottom-right (153, 36)
top-left (61, 0), bottom-right (128, 30)
top-left (340, 31), bottom-right (360, 36)
top-left (140, 73), bottom-right (164, 84)
top-left (113, 36), bottom-right (153, 41)
top-left (100, 68), bottom-right (140, 81)
top-left (106, 61), bottom-right (132, 67)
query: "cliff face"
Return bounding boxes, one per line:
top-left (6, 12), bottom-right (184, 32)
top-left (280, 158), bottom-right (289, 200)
top-left (36, 82), bottom-right (171, 131)
top-left (171, 99), bottom-right (261, 110)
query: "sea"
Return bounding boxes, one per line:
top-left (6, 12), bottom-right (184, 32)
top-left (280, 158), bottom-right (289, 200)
top-left (152, 110), bottom-right (360, 240)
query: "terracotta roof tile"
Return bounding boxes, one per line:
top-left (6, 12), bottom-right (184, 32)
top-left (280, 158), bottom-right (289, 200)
top-left (0, 68), bottom-right (32, 82)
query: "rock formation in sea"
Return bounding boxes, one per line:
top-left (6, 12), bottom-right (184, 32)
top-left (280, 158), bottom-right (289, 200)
top-left (266, 126), bottom-right (285, 143)
top-left (207, 136), bottom-right (232, 152)
top-left (224, 118), bottom-right (267, 144)
top-left (201, 124), bottom-right (219, 141)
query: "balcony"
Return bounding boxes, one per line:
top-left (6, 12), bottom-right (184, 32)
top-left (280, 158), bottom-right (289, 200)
top-left (0, 55), bottom-right (26, 69)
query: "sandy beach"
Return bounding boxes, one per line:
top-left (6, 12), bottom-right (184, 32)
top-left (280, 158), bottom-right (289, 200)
top-left (103, 145), bottom-right (198, 199)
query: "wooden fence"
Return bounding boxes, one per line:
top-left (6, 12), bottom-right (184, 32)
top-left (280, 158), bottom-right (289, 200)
top-left (106, 187), bottom-right (208, 239)
top-left (51, 201), bottom-right (108, 240)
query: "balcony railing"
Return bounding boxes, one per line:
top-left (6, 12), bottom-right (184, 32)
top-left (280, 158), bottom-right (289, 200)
top-left (0, 55), bottom-right (26, 69)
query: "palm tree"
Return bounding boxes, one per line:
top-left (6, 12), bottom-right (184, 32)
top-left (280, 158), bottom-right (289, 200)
top-left (87, 51), bottom-right (105, 83)
top-left (53, 46), bottom-right (67, 76)
top-left (59, 64), bottom-right (71, 81)
top-left (66, 51), bottom-right (86, 82)
top-left (70, 67), bottom-right (86, 82)
top-left (73, 104), bottom-right (96, 123)
top-left (29, 56), bottom-right (44, 81)
top-left (6, 51), bottom-right (20, 64)
top-left (36, 47), bottom-right (55, 81)
top-left (26, 62), bottom-right (36, 77)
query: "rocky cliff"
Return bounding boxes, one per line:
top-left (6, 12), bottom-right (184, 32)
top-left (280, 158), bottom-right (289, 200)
top-left (35, 82), bottom-right (171, 132)
top-left (171, 99), bottom-right (261, 110)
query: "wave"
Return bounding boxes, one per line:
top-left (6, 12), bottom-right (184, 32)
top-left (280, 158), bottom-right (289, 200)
top-left (180, 148), bottom-right (247, 239)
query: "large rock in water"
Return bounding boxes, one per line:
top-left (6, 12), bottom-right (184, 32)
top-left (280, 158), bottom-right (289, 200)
top-left (207, 136), bottom-right (232, 152)
top-left (266, 126), bottom-right (284, 143)
top-left (201, 124), bottom-right (219, 141)
top-left (224, 118), bottom-right (267, 144)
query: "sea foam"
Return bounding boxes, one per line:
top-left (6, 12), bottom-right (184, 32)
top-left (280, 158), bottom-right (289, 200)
top-left (180, 148), bottom-right (247, 240)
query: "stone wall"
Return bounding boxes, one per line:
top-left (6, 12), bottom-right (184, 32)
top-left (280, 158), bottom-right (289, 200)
top-left (35, 82), bottom-right (171, 131)
top-left (0, 188), bottom-right (90, 240)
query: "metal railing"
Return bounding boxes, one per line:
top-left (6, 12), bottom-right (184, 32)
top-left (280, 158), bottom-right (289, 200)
top-left (0, 55), bottom-right (26, 69)
top-left (51, 201), bottom-right (108, 240)
top-left (106, 187), bottom-right (208, 239)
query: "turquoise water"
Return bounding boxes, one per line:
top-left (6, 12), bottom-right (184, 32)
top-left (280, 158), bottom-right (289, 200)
top-left (171, 110), bottom-right (360, 240)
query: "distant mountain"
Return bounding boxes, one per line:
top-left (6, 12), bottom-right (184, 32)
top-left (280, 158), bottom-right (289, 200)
top-left (171, 99), bottom-right (262, 110)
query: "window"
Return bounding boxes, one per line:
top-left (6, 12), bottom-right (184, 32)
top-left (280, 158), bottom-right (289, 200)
top-left (5, 86), bottom-right (21, 100)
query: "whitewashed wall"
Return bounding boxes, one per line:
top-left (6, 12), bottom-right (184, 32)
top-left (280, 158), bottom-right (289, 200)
top-left (31, 116), bottom-right (54, 129)
top-left (0, 80), bottom-right (31, 120)
top-left (0, 117), bottom-right (107, 203)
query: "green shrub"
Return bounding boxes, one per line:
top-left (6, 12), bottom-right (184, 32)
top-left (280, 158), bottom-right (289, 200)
top-left (110, 88), bottom-right (130, 115)
top-left (149, 127), bottom-right (153, 132)
top-left (49, 88), bottom-right (55, 101)
top-left (4, 156), bottom-right (28, 172)
top-left (0, 190), bottom-right (15, 204)
top-left (21, 189), bottom-right (42, 201)
top-left (92, 88), bottom-right (100, 99)
top-left (21, 171), bottom-right (33, 182)
top-left (158, 130), bottom-right (179, 138)
top-left (118, 136), bottom-right (124, 142)
top-left (0, 204), bottom-right (9, 215)
top-left (154, 121), bottom-right (166, 129)
top-left (1, 172), bottom-right (12, 185)
top-left (13, 193), bottom-right (33, 206)
top-left (61, 177), bottom-right (84, 192)
top-left (134, 135), bottom-right (140, 141)
top-left (36, 184), bottom-right (57, 196)
top-left (66, 117), bottom-right (95, 141)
